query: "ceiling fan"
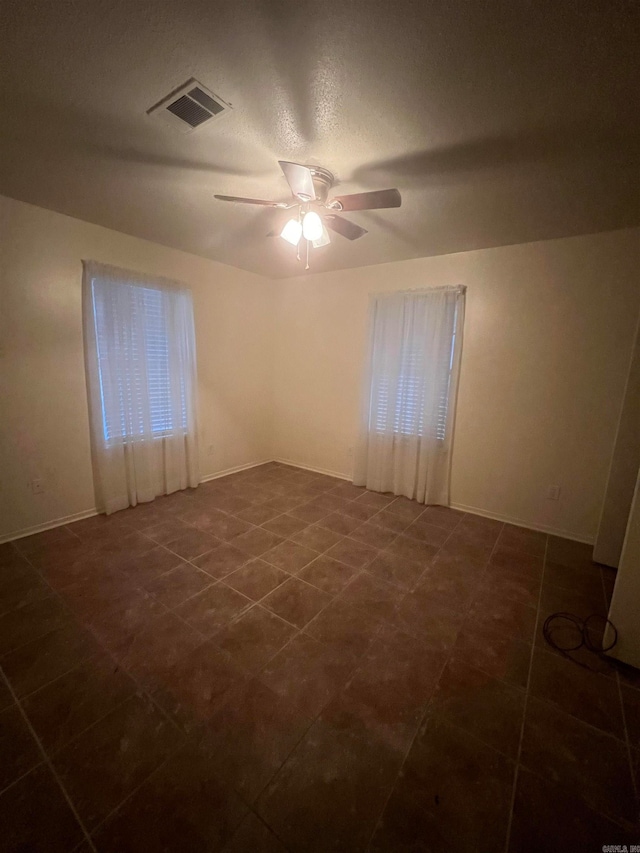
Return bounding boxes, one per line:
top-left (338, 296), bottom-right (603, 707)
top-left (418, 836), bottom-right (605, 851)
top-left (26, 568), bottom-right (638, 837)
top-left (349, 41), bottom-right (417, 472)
top-left (214, 161), bottom-right (401, 268)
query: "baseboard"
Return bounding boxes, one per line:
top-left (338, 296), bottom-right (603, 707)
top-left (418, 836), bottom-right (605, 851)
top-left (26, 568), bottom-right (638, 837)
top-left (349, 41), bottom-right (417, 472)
top-left (449, 501), bottom-right (594, 545)
top-left (272, 457), bottom-right (351, 482)
top-left (1, 459), bottom-right (273, 545)
top-left (0, 508), bottom-right (99, 545)
top-left (0, 458), bottom-right (594, 547)
top-left (199, 458), bottom-right (274, 484)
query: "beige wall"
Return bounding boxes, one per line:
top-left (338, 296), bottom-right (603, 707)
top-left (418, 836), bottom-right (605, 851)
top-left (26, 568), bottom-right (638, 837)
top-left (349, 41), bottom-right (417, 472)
top-left (0, 195), bottom-right (274, 540)
top-left (273, 228), bottom-right (640, 542)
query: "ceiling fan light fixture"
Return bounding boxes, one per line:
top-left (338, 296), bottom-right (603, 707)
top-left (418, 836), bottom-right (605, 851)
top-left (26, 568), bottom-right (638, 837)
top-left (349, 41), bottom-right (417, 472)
top-left (281, 218), bottom-right (303, 246)
top-left (302, 210), bottom-right (323, 241)
top-left (312, 223), bottom-right (331, 248)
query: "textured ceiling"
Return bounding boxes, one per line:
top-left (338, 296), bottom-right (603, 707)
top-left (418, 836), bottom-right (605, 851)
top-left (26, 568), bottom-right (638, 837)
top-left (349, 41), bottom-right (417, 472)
top-left (1, 0), bottom-right (638, 278)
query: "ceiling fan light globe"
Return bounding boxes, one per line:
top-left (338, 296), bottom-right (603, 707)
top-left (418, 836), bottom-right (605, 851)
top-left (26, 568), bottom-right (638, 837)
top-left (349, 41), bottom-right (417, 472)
top-left (312, 223), bottom-right (331, 248)
top-left (281, 218), bottom-right (303, 246)
top-left (302, 211), bottom-right (323, 241)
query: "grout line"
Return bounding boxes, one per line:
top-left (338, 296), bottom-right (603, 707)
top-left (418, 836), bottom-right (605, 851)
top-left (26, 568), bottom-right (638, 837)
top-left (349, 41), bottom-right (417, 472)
top-left (364, 514), bottom-right (504, 851)
top-left (503, 532), bottom-right (548, 853)
top-left (0, 665), bottom-right (98, 852)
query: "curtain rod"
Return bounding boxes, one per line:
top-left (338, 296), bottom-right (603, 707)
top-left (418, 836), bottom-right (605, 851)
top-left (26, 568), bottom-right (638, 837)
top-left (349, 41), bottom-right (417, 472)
top-left (373, 284), bottom-right (466, 297)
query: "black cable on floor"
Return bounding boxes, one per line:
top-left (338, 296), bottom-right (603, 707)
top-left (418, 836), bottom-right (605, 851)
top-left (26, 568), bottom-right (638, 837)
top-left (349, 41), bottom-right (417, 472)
top-left (542, 611), bottom-right (618, 669)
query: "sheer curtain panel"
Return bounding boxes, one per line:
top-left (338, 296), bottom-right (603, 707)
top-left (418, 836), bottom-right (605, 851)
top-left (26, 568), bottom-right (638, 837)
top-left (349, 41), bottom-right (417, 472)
top-left (353, 285), bottom-right (465, 505)
top-left (82, 261), bottom-right (199, 514)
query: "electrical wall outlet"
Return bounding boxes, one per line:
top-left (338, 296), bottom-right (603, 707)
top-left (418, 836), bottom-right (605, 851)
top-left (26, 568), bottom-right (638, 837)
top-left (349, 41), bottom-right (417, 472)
top-left (31, 478), bottom-right (44, 494)
top-left (547, 484), bottom-right (561, 501)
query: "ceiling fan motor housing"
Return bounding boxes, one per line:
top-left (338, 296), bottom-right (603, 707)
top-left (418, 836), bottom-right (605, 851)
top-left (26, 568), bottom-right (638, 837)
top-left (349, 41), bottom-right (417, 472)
top-left (307, 166), bottom-right (334, 205)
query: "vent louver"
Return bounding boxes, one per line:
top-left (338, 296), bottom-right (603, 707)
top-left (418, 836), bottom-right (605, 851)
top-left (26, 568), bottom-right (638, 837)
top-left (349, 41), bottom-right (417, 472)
top-left (147, 79), bottom-right (232, 133)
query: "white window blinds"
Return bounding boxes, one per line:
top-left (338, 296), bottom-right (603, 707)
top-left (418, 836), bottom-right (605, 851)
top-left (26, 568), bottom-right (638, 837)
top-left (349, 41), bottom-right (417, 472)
top-left (91, 281), bottom-right (188, 442)
top-left (369, 294), bottom-right (459, 440)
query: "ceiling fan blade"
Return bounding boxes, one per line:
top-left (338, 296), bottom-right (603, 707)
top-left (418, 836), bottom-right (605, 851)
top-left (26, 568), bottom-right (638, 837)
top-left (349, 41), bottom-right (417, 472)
top-left (278, 161), bottom-right (316, 201)
top-left (324, 214), bottom-right (368, 241)
top-left (330, 188), bottom-right (401, 211)
top-left (214, 194), bottom-right (289, 208)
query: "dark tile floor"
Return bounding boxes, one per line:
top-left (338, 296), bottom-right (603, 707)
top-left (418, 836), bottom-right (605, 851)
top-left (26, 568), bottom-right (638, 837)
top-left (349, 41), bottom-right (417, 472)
top-left (0, 462), bottom-right (638, 851)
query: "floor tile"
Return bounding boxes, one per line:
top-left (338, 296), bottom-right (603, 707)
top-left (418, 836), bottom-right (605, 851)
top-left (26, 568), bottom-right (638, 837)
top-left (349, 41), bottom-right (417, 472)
top-left (372, 509), bottom-right (413, 534)
top-left (305, 598), bottom-right (382, 660)
top-left (341, 501), bottom-right (382, 522)
top-left (546, 535), bottom-right (595, 569)
top-left (214, 606), bottom-right (296, 673)
top-left (0, 704), bottom-right (42, 790)
top-left (262, 540), bottom-right (320, 573)
top-left (257, 717), bottom-right (402, 852)
top-left (53, 692), bottom-right (183, 830)
top-left (325, 537), bottom-right (379, 569)
top-left (1, 619), bottom-right (98, 698)
top-left (87, 594), bottom-right (167, 653)
top-left (322, 625), bottom-right (444, 754)
top-left (223, 559), bottom-right (289, 601)
top-left (621, 684), bottom-right (640, 748)
top-left (235, 502), bottom-right (283, 526)
top-left (384, 496), bottom-right (427, 523)
top-left (233, 527), bottom-right (284, 557)
top-left (339, 572), bottom-right (404, 624)
top-left (0, 596), bottom-right (70, 655)
top-left (411, 563), bottom-right (482, 610)
top-left (499, 524), bottom-right (547, 556)
top-left (223, 811), bottom-right (289, 852)
top-left (317, 512), bottom-right (363, 535)
top-left (298, 554), bottom-right (360, 594)
top-left (429, 658), bottom-right (526, 759)
top-left (480, 564), bottom-right (541, 607)
top-left (93, 740), bottom-right (247, 852)
top-left (390, 593), bottom-right (464, 652)
top-left (366, 549), bottom-right (427, 590)
top-left (529, 646), bottom-right (625, 737)
top-left (261, 577), bottom-right (332, 628)
top-left (164, 529), bottom-right (221, 560)
top-left (289, 502), bottom-right (333, 524)
top-left (356, 491), bottom-right (395, 510)
top-left (0, 564), bottom-right (52, 616)
top-left (403, 518), bottom-right (452, 548)
top-left (175, 584), bottom-right (253, 636)
top-left (190, 508), bottom-right (253, 541)
top-left (0, 765), bottom-right (86, 852)
top-left (197, 679), bottom-right (313, 801)
top-left (289, 523), bottom-right (344, 553)
top-left (118, 545), bottom-right (187, 585)
top-left (466, 589), bottom-right (537, 643)
top-left (142, 518), bottom-right (194, 546)
top-left (115, 611), bottom-right (204, 686)
top-left (259, 633), bottom-right (356, 717)
top-left (543, 559), bottom-right (604, 598)
top-left (508, 766), bottom-right (634, 853)
top-left (452, 623), bottom-right (532, 688)
top-left (22, 647), bottom-right (133, 750)
top-left (490, 545), bottom-right (545, 577)
top-left (193, 543), bottom-right (250, 579)
top-left (520, 696), bottom-right (637, 826)
top-left (419, 505), bottom-right (464, 530)
top-left (151, 641), bottom-right (249, 729)
top-left (371, 715), bottom-right (515, 853)
top-left (145, 563), bottom-right (214, 607)
top-left (384, 533), bottom-right (439, 568)
top-left (348, 522), bottom-right (398, 550)
top-left (14, 525), bottom-right (79, 555)
top-left (261, 513), bottom-right (310, 538)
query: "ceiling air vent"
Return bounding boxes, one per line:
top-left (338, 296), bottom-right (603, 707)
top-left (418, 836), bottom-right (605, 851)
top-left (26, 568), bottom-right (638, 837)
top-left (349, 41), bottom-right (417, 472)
top-left (147, 79), bottom-right (232, 134)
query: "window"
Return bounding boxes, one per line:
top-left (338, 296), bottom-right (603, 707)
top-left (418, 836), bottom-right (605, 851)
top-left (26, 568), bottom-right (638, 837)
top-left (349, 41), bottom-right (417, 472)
top-left (85, 264), bottom-right (196, 446)
top-left (369, 296), bottom-right (459, 441)
top-left (92, 281), bottom-right (188, 442)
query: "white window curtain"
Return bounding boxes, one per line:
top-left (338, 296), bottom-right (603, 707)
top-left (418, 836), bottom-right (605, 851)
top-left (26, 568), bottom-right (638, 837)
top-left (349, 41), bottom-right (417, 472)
top-left (353, 285), bottom-right (465, 505)
top-left (82, 261), bottom-right (199, 514)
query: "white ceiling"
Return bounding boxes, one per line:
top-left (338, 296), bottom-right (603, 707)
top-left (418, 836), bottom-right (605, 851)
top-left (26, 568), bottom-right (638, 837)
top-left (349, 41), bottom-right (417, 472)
top-left (1, 0), bottom-right (638, 278)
